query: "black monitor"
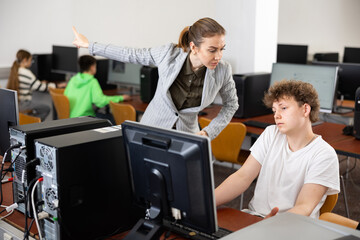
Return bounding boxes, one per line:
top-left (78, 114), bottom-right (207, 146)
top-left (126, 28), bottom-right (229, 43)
top-left (52, 45), bottom-right (78, 74)
top-left (313, 61), bottom-right (360, 101)
top-left (121, 121), bottom-right (218, 239)
top-left (270, 63), bottom-right (338, 113)
top-left (0, 88), bottom-right (19, 158)
top-left (343, 47), bottom-right (360, 64)
top-left (30, 54), bottom-right (65, 82)
top-left (277, 44), bottom-right (308, 64)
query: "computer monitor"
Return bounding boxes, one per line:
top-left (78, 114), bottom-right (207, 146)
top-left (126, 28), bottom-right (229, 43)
top-left (0, 88), bottom-right (19, 158)
top-left (107, 60), bottom-right (142, 91)
top-left (343, 47), bottom-right (360, 64)
top-left (277, 44), bottom-right (308, 64)
top-left (51, 45), bottom-right (78, 75)
top-left (121, 121), bottom-right (217, 239)
top-left (313, 61), bottom-right (360, 101)
top-left (270, 63), bottom-right (338, 113)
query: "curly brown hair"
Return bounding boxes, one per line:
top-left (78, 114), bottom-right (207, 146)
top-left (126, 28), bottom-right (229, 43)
top-left (263, 80), bottom-right (320, 123)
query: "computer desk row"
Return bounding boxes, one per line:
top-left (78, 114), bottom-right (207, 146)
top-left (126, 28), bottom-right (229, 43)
top-left (0, 162), bottom-right (262, 239)
top-left (111, 93), bottom-right (360, 159)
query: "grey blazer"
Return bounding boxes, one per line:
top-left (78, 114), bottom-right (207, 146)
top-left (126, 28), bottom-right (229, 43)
top-left (89, 42), bottom-right (238, 139)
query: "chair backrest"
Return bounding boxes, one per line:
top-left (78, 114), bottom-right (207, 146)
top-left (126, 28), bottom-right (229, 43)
top-left (199, 117), bottom-right (247, 164)
top-left (320, 194), bottom-right (338, 215)
top-left (19, 112), bottom-right (41, 125)
top-left (49, 87), bottom-right (65, 95)
top-left (50, 91), bottom-right (70, 119)
top-left (319, 212), bottom-right (358, 229)
top-left (109, 101), bottom-right (136, 125)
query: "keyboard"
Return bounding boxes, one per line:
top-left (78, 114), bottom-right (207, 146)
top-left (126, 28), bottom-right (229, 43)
top-left (164, 220), bottom-right (232, 240)
top-left (243, 120), bottom-right (272, 129)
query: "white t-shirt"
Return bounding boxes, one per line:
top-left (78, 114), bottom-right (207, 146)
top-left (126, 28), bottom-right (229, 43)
top-left (248, 125), bottom-right (340, 218)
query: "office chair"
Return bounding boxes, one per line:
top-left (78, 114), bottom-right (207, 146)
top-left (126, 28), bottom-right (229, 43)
top-left (19, 112), bottom-right (41, 125)
top-left (50, 91), bottom-right (70, 119)
top-left (320, 194), bottom-right (338, 215)
top-left (199, 117), bottom-right (247, 209)
top-left (109, 101), bottom-right (136, 125)
top-left (319, 212), bottom-right (358, 229)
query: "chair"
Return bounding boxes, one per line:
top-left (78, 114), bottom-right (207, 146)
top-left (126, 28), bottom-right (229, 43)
top-left (198, 117), bottom-right (247, 165)
top-left (50, 91), bottom-right (70, 119)
top-left (19, 112), bottom-right (41, 125)
top-left (109, 101), bottom-right (136, 125)
top-left (48, 87), bottom-right (65, 95)
top-left (320, 194), bottom-right (338, 215)
top-left (319, 212), bottom-right (358, 229)
top-left (199, 117), bottom-right (247, 209)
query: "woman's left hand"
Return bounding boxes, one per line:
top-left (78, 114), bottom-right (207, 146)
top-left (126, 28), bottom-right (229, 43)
top-left (196, 130), bottom-right (208, 137)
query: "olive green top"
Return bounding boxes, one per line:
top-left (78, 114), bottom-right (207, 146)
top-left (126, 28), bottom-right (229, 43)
top-left (169, 54), bottom-right (206, 110)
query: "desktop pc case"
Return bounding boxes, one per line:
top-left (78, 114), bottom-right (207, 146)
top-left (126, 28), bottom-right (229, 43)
top-left (9, 117), bottom-right (111, 215)
top-left (34, 126), bottom-right (143, 240)
top-left (233, 73), bottom-right (272, 118)
top-left (140, 66), bottom-right (159, 103)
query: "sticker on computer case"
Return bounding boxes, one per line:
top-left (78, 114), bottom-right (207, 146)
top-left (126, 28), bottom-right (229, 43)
top-left (93, 126), bottom-right (120, 133)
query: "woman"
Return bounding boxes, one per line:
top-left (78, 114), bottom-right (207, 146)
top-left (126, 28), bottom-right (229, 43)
top-left (7, 50), bottom-right (66, 121)
top-left (72, 17), bottom-right (238, 139)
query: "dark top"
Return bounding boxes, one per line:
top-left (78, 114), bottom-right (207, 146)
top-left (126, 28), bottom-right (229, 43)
top-left (169, 54), bottom-right (206, 110)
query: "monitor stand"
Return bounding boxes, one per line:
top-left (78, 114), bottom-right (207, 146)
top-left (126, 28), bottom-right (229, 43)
top-left (123, 167), bottom-right (168, 240)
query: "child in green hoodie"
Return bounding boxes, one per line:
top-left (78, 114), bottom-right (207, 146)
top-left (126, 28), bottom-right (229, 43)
top-left (64, 55), bottom-right (130, 120)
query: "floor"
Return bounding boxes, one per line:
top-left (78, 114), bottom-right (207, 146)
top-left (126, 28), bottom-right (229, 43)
top-left (213, 155), bottom-right (360, 222)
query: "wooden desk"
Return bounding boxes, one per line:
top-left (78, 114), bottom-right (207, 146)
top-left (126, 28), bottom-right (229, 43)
top-left (110, 207), bottom-right (262, 240)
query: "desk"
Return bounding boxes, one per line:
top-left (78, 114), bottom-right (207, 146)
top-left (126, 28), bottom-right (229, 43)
top-left (0, 160), bottom-right (261, 240)
top-left (110, 208), bottom-right (262, 239)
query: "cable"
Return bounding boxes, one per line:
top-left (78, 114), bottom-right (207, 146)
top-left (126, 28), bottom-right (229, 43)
top-left (31, 177), bottom-right (43, 240)
top-left (24, 218), bottom-right (35, 240)
top-left (0, 204), bottom-right (15, 220)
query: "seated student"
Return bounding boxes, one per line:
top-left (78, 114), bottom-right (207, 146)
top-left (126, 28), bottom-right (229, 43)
top-left (64, 55), bottom-right (130, 122)
top-left (7, 49), bottom-right (66, 121)
top-left (215, 80), bottom-right (340, 218)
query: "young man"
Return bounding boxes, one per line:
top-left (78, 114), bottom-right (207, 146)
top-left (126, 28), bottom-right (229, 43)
top-left (215, 80), bottom-right (340, 218)
top-left (64, 55), bottom-right (130, 119)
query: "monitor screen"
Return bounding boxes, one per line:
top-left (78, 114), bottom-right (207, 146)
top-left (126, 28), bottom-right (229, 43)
top-left (313, 61), bottom-right (360, 100)
top-left (343, 47), bottom-right (360, 64)
top-left (277, 44), bottom-right (308, 64)
top-left (0, 88), bottom-right (19, 157)
top-left (270, 63), bottom-right (338, 113)
top-left (121, 121), bottom-right (217, 238)
top-left (107, 60), bottom-right (142, 87)
top-left (52, 46), bottom-right (78, 74)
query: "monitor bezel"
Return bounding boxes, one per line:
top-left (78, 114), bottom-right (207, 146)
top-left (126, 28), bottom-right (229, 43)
top-left (0, 88), bottom-right (19, 156)
top-left (270, 63), bottom-right (339, 113)
top-left (121, 121), bottom-right (218, 235)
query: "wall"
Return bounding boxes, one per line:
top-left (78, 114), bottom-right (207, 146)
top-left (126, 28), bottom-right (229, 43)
top-left (0, 0), bottom-right (215, 67)
top-left (278, 0), bottom-right (360, 61)
top-left (1, 0), bottom-right (360, 75)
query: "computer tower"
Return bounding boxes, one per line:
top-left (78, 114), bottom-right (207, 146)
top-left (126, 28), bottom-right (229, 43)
top-left (94, 59), bottom-right (117, 90)
top-left (9, 117), bottom-right (111, 215)
top-left (35, 126), bottom-right (143, 240)
top-left (30, 54), bottom-right (65, 82)
top-left (140, 66), bottom-right (158, 103)
top-left (233, 73), bottom-right (272, 118)
top-left (354, 87), bottom-right (360, 139)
